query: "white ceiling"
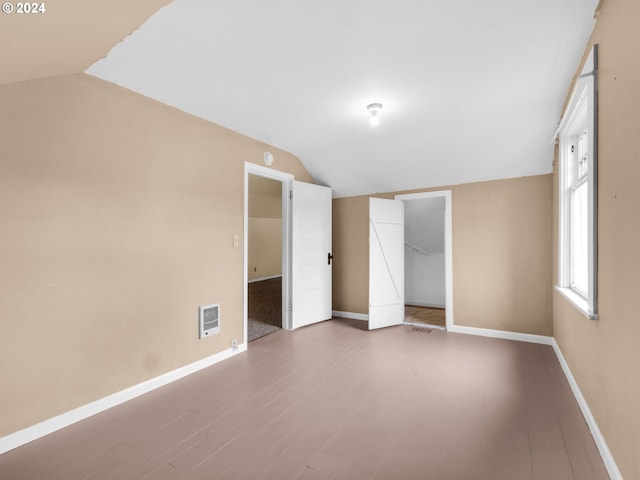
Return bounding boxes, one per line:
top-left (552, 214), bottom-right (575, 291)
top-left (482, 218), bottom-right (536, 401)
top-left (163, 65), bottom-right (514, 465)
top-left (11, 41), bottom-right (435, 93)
top-left (86, 0), bottom-right (598, 198)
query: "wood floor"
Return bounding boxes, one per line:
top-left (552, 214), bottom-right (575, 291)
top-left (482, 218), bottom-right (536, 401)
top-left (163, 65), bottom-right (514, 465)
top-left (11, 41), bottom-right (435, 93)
top-left (404, 305), bottom-right (446, 327)
top-left (0, 318), bottom-right (608, 480)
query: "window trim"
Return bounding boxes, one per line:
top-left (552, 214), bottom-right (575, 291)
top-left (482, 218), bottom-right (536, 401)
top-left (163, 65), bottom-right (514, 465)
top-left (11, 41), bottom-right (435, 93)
top-left (557, 44), bottom-right (598, 320)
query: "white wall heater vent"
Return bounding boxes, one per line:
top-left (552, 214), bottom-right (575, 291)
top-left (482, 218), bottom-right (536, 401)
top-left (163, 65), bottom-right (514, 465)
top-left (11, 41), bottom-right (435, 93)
top-left (199, 304), bottom-right (220, 338)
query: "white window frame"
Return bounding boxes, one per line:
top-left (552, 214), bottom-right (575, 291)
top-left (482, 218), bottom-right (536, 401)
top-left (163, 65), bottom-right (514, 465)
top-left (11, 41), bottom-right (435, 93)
top-left (556, 45), bottom-right (598, 320)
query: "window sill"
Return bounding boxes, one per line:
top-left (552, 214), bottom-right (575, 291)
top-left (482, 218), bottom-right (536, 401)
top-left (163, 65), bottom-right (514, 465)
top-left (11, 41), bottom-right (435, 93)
top-left (555, 286), bottom-right (598, 320)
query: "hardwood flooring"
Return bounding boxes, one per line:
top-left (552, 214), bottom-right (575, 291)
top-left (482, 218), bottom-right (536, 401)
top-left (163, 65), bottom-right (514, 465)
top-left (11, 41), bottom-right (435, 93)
top-left (405, 305), bottom-right (446, 327)
top-left (0, 318), bottom-right (608, 480)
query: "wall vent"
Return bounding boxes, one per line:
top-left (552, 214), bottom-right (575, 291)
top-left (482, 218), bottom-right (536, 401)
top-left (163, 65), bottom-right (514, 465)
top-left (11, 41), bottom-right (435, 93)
top-left (199, 304), bottom-right (220, 338)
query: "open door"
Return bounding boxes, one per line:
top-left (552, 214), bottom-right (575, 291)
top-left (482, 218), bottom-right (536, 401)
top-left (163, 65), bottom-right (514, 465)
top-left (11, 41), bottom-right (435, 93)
top-left (291, 181), bottom-right (332, 329)
top-left (369, 198), bottom-right (404, 330)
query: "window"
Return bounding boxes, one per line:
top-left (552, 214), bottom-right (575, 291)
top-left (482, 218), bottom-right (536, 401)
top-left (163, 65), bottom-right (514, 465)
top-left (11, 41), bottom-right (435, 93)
top-left (557, 45), bottom-right (598, 319)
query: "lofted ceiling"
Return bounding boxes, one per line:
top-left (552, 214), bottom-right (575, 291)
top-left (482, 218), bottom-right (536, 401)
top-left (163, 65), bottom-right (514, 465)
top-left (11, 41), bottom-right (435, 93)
top-left (3, 1), bottom-right (598, 198)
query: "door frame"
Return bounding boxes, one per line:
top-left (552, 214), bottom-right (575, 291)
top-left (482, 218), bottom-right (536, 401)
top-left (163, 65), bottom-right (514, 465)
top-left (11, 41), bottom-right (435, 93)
top-left (244, 163), bottom-right (294, 347)
top-left (395, 190), bottom-right (454, 330)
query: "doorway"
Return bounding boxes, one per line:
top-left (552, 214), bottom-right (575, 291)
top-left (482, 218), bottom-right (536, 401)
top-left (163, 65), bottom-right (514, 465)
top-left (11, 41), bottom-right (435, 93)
top-left (243, 163), bottom-right (333, 346)
top-left (244, 163), bottom-right (293, 347)
top-left (247, 174), bottom-right (284, 342)
top-left (396, 191), bottom-right (453, 330)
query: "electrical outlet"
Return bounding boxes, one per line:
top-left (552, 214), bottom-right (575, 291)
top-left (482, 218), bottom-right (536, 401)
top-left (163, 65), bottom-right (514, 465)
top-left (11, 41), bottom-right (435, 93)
top-left (232, 339), bottom-right (238, 351)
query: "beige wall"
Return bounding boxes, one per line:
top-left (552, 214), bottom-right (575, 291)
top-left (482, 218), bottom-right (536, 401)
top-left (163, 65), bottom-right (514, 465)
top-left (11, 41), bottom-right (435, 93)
top-left (248, 217), bottom-right (281, 280)
top-left (0, 73), bottom-right (312, 437)
top-left (553, 1), bottom-right (640, 477)
top-left (248, 176), bottom-right (282, 281)
top-left (332, 175), bottom-right (553, 336)
top-left (332, 195), bottom-right (370, 314)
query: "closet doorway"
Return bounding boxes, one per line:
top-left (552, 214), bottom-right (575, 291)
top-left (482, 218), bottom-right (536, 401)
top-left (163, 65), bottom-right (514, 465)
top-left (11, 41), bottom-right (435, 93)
top-left (396, 191), bottom-right (453, 330)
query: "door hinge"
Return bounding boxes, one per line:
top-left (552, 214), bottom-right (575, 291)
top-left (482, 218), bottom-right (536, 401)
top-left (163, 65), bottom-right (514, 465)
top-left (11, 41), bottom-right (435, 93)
top-left (290, 190), bottom-right (293, 200)
top-left (288, 304), bottom-right (293, 311)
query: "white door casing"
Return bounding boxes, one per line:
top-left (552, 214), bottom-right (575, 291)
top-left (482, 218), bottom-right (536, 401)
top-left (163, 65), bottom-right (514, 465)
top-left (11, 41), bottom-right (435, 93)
top-left (369, 198), bottom-right (404, 330)
top-left (244, 163), bottom-right (293, 342)
top-left (395, 190), bottom-right (453, 330)
top-left (291, 180), bottom-right (332, 329)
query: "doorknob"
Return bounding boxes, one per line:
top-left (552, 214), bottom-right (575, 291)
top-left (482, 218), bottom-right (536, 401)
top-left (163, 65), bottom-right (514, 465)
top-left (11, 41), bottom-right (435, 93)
top-left (328, 252), bottom-right (333, 265)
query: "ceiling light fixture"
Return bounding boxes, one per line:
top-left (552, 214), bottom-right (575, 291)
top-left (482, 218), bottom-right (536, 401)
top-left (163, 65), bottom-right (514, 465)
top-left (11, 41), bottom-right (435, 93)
top-left (367, 103), bottom-right (383, 126)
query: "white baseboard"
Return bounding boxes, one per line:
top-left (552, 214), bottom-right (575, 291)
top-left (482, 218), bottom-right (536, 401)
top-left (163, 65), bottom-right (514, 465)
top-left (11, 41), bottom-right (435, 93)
top-left (448, 324), bottom-right (554, 345)
top-left (1, 321), bottom-right (623, 480)
top-left (0, 343), bottom-right (247, 455)
top-left (248, 275), bottom-right (282, 283)
top-left (334, 314), bottom-right (552, 346)
top-left (405, 301), bottom-right (446, 309)
top-left (451, 324), bottom-right (621, 479)
top-left (332, 310), bottom-right (368, 321)
top-left (551, 340), bottom-right (622, 480)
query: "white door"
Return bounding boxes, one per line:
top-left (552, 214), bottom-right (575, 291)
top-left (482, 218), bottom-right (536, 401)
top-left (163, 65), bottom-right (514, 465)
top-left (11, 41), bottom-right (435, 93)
top-left (369, 198), bottom-right (404, 330)
top-left (291, 181), bottom-right (332, 329)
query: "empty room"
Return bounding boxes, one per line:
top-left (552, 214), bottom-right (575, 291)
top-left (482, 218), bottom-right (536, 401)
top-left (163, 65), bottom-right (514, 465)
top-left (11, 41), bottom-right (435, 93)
top-left (1, 1), bottom-right (639, 479)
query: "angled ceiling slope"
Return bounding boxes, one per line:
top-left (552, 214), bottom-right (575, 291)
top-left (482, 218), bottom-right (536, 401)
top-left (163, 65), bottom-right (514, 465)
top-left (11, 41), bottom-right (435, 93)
top-left (0, 0), bottom-right (171, 85)
top-left (90, 1), bottom-right (595, 197)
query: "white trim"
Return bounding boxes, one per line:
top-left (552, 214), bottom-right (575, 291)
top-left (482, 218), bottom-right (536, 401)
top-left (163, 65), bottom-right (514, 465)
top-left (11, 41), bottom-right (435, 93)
top-left (0, 344), bottom-right (246, 455)
top-left (332, 310), bottom-right (368, 321)
top-left (554, 48), bottom-right (597, 142)
top-left (395, 190), bottom-right (454, 330)
top-left (1, 317), bottom-right (621, 480)
top-left (557, 45), bottom-right (598, 319)
top-left (248, 274), bottom-right (282, 284)
top-left (447, 323), bottom-right (622, 478)
top-left (244, 162), bottom-right (294, 182)
top-left (244, 162), bottom-right (294, 338)
top-left (554, 285), bottom-right (597, 320)
top-left (282, 181), bottom-right (293, 330)
top-left (448, 324), bottom-right (554, 345)
top-left (551, 339), bottom-right (623, 480)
